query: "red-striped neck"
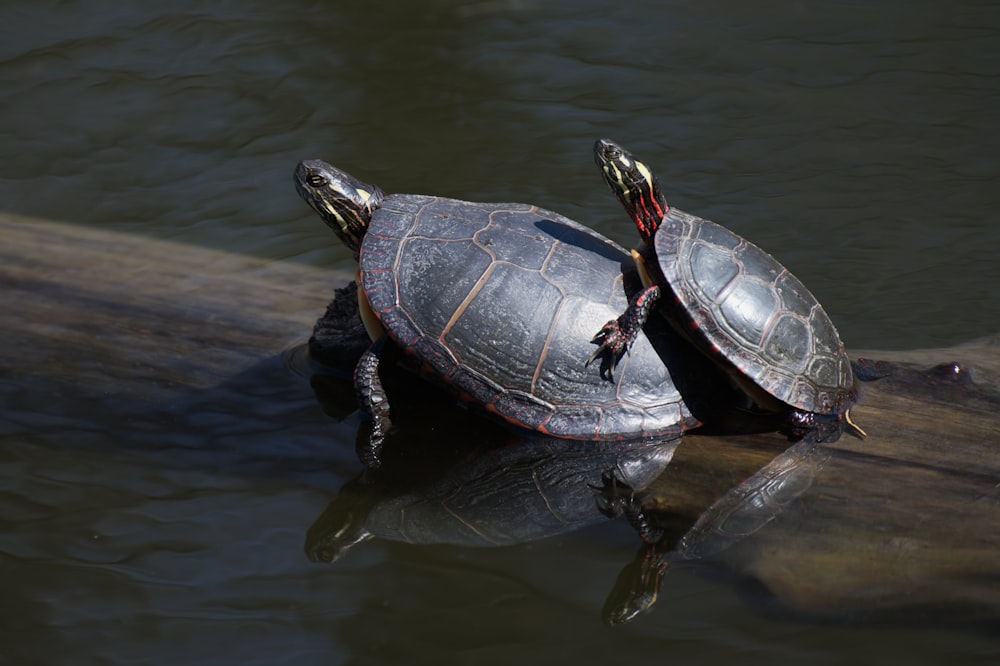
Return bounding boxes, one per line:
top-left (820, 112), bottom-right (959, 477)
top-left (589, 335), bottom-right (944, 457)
top-left (623, 176), bottom-right (669, 245)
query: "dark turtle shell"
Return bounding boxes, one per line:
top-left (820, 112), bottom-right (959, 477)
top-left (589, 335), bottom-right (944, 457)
top-left (652, 208), bottom-right (855, 415)
top-left (359, 194), bottom-right (698, 440)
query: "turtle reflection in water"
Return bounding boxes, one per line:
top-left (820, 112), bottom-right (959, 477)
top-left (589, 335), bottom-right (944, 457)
top-left (305, 432), bottom-right (680, 562)
top-left (597, 438), bottom-right (832, 624)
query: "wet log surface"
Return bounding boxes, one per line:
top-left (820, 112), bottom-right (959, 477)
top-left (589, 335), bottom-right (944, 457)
top-left (2, 212), bottom-right (998, 627)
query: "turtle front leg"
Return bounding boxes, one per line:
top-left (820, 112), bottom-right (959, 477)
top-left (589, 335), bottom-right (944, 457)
top-left (587, 285), bottom-right (661, 381)
top-left (354, 335), bottom-right (392, 469)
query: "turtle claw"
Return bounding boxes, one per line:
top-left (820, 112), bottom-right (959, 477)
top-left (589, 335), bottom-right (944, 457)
top-left (587, 321), bottom-right (630, 381)
top-left (586, 285), bottom-right (662, 382)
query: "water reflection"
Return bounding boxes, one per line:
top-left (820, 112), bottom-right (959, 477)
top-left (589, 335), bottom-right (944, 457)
top-left (305, 432), bottom-right (680, 560)
top-left (599, 439), bottom-right (830, 624)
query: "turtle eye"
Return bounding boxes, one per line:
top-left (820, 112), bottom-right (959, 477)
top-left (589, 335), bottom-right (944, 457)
top-left (307, 173), bottom-right (327, 188)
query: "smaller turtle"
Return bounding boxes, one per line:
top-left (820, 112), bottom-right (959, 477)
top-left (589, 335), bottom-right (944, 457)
top-left (295, 159), bottom-right (699, 468)
top-left (589, 139), bottom-right (863, 441)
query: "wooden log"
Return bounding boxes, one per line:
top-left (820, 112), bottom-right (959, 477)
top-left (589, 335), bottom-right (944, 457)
top-left (0, 213), bottom-right (346, 397)
top-left (2, 212), bottom-right (997, 624)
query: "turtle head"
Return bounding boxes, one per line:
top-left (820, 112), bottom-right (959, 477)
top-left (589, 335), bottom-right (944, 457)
top-left (594, 139), bottom-right (668, 244)
top-left (294, 159), bottom-right (386, 257)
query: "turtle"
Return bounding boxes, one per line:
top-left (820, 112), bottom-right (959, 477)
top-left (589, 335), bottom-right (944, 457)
top-left (294, 159), bottom-right (700, 468)
top-left (588, 139), bottom-right (863, 441)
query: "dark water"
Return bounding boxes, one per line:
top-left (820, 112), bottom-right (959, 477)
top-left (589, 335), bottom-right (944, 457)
top-left (2, 1), bottom-right (1000, 664)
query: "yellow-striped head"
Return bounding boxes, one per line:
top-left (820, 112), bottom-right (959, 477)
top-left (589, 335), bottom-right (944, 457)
top-left (294, 159), bottom-right (385, 258)
top-left (594, 139), bottom-right (669, 244)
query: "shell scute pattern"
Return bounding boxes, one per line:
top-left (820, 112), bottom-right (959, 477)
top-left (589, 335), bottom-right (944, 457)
top-left (477, 209), bottom-right (555, 270)
top-left (357, 194), bottom-right (694, 439)
top-left (655, 208), bottom-right (852, 413)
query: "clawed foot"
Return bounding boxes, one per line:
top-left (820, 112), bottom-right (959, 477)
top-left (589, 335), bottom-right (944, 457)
top-left (587, 319), bottom-right (631, 381)
top-left (586, 285), bottom-right (661, 382)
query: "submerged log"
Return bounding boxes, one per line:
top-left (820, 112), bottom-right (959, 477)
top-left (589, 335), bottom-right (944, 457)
top-left (2, 212), bottom-right (997, 626)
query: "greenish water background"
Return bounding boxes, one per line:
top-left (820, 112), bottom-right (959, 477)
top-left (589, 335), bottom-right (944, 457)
top-left (2, 1), bottom-right (998, 664)
top-left (5, 0), bottom-right (999, 349)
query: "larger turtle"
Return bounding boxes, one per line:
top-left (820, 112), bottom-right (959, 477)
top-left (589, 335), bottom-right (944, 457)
top-left (294, 159), bottom-right (699, 468)
top-left (589, 140), bottom-right (862, 441)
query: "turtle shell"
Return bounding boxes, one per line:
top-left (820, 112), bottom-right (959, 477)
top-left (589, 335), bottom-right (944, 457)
top-left (652, 208), bottom-right (854, 414)
top-left (358, 194), bottom-right (698, 440)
